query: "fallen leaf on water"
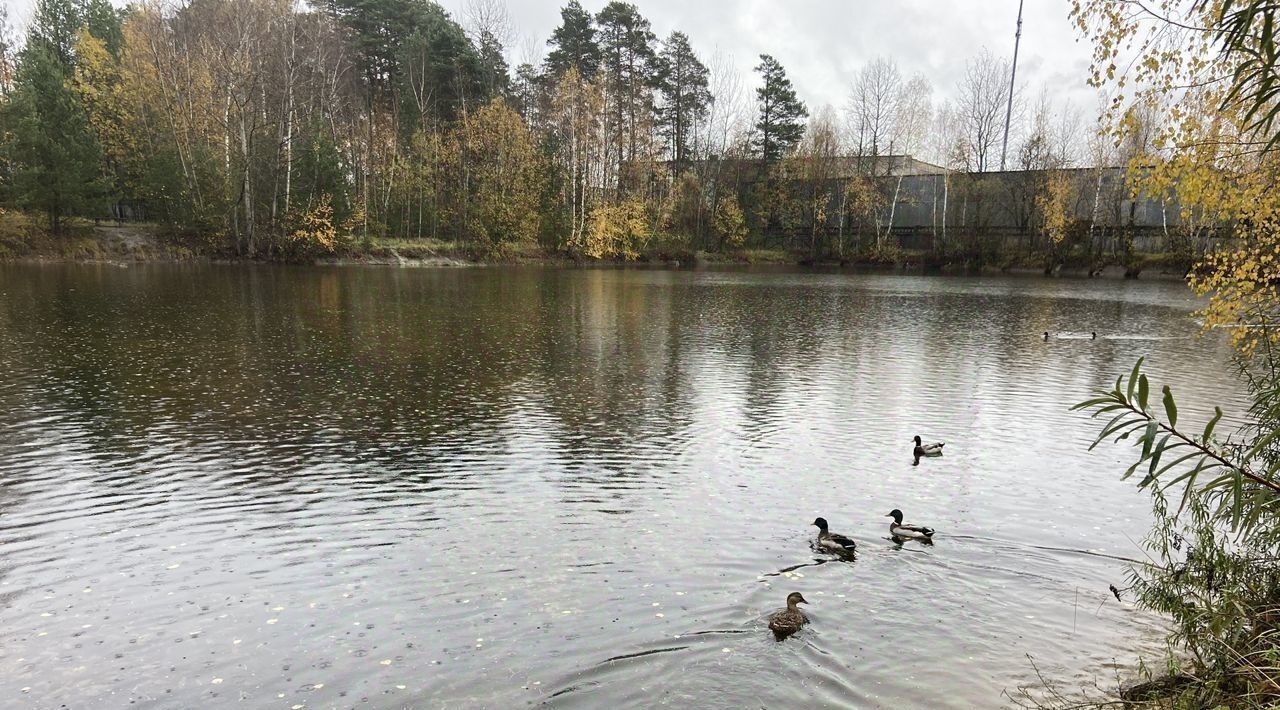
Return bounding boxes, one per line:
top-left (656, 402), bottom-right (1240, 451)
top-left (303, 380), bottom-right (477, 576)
top-left (266, 619), bottom-right (279, 625)
top-left (211, 678), bottom-right (223, 684)
top-left (395, 685), bottom-right (406, 690)
top-left (380, 659), bottom-right (392, 666)
top-left (312, 683), bottom-right (324, 690)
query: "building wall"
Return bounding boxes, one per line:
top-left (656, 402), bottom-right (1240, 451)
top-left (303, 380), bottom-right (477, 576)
top-left (811, 167), bottom-right (1193, 253)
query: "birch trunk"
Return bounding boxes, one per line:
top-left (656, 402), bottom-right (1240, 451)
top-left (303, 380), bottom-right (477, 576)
top-left (239, 109), bottom-right (255, 256)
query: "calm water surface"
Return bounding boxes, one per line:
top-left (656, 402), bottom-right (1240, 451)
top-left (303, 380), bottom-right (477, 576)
top-left (0, 265), bottom-right (1247, 708)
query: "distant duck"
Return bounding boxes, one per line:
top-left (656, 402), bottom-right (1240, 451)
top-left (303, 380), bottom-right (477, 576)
top-left (768, 592), bottom-right (809, 638)
top-left (913, 435), bottom-right (944, 458)
top-left (812, 517), bottom-right (857, 554)
top-left (1092, 331), bottom-right (1097, 340)
top-left (887, 509), bottom-right (935, 542)
top-left (1043, 331), bottom-right (1050, 341)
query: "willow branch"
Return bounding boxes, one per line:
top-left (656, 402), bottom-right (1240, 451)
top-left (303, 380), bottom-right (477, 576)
top-left (1113, 396), bottom-right (1280, 495)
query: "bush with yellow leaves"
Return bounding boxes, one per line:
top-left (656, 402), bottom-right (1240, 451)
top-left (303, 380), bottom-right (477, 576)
top-left (285, 196), bottom-right (347, 258)
top-left (713, 195), bottom-right (748, 250)
top-left (575, 199), bottom-right (652, 260)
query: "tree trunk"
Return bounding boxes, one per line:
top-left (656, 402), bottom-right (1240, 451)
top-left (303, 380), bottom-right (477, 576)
top-left (882, 175), bottom-right (903, 251)
top-left (239, 109), bottom-right (255, 256)
top-left (283, 25), bottom-right (295, 219)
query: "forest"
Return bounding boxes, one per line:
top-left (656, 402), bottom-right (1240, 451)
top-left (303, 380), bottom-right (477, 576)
top-left (0, 0), bottom-right (1159, 263)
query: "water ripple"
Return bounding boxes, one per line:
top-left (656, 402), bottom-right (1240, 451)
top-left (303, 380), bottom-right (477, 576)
top-left (0, 265), bottom-right (1243, 708)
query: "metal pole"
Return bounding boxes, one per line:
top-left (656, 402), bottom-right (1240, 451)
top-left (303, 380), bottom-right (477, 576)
top-left (999, 0), bottom-right (1024, 171)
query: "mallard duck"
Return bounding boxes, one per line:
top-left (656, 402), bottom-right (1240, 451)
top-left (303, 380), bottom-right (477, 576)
top-left (768, 592), bottom-right (809, 638)
top-left (887, 509), bottom-right (935, 542)
top-left (812, 517), bottom-right (857, 554)
top-left (913, 435), bottom-right (944, 458)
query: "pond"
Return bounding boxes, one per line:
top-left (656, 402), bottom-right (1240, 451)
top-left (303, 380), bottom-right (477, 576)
top-left (0, 264), bottom-right (1247, 708)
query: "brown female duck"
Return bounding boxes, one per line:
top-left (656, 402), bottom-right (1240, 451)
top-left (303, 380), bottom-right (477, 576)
top-left (768, 592), bottom-right (809, 638)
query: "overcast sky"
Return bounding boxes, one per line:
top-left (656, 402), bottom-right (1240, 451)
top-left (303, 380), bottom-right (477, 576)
top-left (7, 0), bottom-right (1099, 115)
top-left (445, 0), bottom-right (1098, 117)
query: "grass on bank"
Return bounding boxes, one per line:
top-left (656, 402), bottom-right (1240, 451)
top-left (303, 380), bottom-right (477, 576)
top-left (0, 209), bottom-right (1199, 276)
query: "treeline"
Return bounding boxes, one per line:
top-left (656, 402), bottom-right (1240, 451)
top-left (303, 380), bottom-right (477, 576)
top-left (0, 0), bottom-right (1105, 260)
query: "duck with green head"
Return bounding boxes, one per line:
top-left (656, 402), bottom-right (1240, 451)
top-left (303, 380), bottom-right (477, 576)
top-left (768, 592), bottom-right (809, 639)
top-left (887, 508), bottom-right (935, 543)
top-left (812, 517), bottom-right (857, 554)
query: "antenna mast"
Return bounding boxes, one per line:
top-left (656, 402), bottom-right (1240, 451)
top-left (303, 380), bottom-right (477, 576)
top-left (999, 0), bottom-right (1024, 171)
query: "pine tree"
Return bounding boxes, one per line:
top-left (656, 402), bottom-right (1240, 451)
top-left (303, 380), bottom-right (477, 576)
top-left (394, 4), bottom-right (483, 123)
top-left (656, 31), bottom-right (710, 168)
top-left (544, 1), bottom-right (599, 80)
top-left (596, 2), bottom-right (657, 173)
top-left (29, 0), bottom-right (80, 66)
top-left (753, 54), bottom-right (807, 163)
top-left (476, 29), bottom-right (510, 101)
top-left (81, 0), bottom-right (122, 57)
top-left (6, 39), bottom-right (104, 232)
top-left (512, 62), bottom-right (541, 123)
top-left (329, 0), bottom-right (482, 121)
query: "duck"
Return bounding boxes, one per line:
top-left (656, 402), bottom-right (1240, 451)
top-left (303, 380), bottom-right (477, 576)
top-left (1091, 331), bottom-right (1097, 340)
top-left (1043, 331), bottom-right (1050, 341)
top-left (887, 508), bottom-right (935, 542)
top-left (913, 435), bottom-right (944, 458)
top-left (768, 592), bottom-right (809, 638)
top-left (812, 517), bottom-right (857, 554)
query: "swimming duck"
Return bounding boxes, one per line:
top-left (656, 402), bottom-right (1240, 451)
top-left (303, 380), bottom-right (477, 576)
top-left (812, 517), bottom-right (857, 554)
top-left (913, 435), bottom-right (944, 458)
top-left (1091, 331), bottom-right (1097, 340)
top-left (768, 592), bottom-right (809, 638)
top-left (1043, 331), bottom-right (1049, 341)
top-left (887, 509), bottom-right (935, 542)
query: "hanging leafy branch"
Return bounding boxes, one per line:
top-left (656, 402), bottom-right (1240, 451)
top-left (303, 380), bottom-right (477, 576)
top-left (1073, 357), bottom-right (1280, 533)
top-left (1195, 0), bottom-right (1280, 150)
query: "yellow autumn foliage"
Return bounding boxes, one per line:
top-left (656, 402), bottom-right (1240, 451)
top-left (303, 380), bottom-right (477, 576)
top-left (578, 199), bottom-right (651, 260)
top-left (713, 194), bottom-right (748, 250)
top-left (70, 29), bottom-right (135, 188)
top-left (288, 196), bottom-right (341, 255)
top-left (1073, 0), bottom-right (1280, 356)
top-left (1036, 171), bottom-right (1073, 246)
top-left (445, 99), bottom-right (545, 255)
